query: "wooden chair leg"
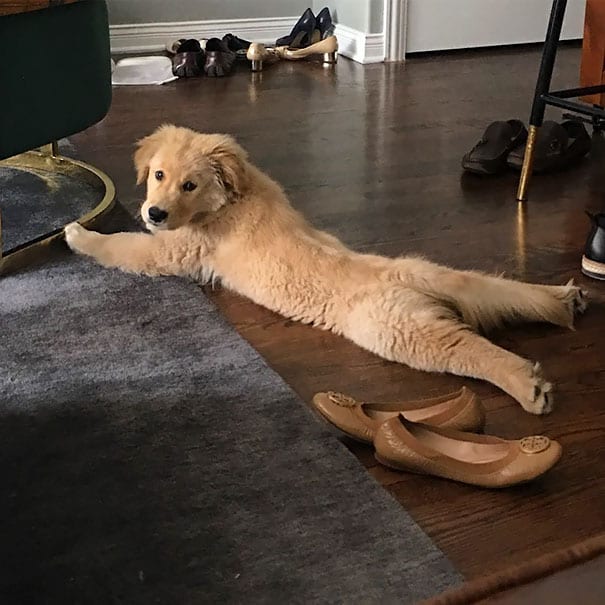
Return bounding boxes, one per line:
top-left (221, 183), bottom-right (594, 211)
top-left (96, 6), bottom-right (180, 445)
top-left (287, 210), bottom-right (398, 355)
top-left (580, 0), bottom-right (605, 107)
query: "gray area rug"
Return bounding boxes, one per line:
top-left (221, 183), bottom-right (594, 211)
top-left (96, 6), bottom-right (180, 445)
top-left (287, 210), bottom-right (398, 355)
top-left (0, 202), bottom-right (461, 604)
top-left (0, 141), bottom-right (101, 252)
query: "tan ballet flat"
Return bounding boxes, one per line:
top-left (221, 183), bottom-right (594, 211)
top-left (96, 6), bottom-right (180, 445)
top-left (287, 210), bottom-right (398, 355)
top-left (279, 35), bottom-right (338, 64)
top-left (374, 416), bottom-right (562, 488)
top-left (246, 42), bottom-right (281, 72)
top-left (311, 387), bottom-right (484, 444)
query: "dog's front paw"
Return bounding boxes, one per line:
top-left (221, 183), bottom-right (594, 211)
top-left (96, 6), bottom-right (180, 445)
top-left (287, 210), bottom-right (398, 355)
top-left (64, 222), bottom-right (92, 254)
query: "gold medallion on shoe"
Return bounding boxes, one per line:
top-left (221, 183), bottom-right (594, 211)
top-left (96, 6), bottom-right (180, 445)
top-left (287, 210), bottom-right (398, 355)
top-left (519, 435), bottom-right (551, 454)
top-left (326, 391), bottom-right (357, 407)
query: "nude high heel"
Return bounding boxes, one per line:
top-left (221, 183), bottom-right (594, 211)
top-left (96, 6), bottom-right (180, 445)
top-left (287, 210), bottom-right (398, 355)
top-left (281, 35), bottom-right (338, 64)
top-left (246, 42), bottom-right (281, 72)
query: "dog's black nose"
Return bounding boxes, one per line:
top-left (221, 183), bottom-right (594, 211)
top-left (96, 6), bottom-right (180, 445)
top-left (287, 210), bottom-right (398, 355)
top-left (148, 206), bottom-right (168, 223)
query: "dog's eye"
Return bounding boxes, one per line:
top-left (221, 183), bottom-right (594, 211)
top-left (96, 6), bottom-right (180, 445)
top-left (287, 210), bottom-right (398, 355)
top-left (182, 181), bottom-right (197, 192)
top-left (155, 170), bottom-right (164, 181)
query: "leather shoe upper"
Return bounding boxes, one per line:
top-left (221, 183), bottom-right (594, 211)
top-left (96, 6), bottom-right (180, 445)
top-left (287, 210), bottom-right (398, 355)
top-left (204, 38), bottom-right (236, 77)
top-left (584, 212), bottom-right (605, 263)
top-left (276, 7), bottom-right (316, 48)
top-left (316, 6), bottom-right (335, 39)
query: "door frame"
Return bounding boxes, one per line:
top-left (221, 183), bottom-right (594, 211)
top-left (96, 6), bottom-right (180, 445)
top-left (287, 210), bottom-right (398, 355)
top-left (383, 0), bottom-right (408, 61)
top-left (383, 0), bottom-right (586, 61)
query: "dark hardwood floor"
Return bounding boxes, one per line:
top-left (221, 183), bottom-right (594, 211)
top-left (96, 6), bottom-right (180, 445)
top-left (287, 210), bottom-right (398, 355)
top-left (72, 45), bottom-right (605, 578)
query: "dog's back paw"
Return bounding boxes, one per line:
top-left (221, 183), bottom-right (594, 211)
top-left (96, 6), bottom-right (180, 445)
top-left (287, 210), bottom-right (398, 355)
top-left (517, 362), bottom-right (554, 415)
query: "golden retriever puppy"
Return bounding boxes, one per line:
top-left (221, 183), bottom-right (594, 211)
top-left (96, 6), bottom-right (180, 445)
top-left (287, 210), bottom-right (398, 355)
top-left (65, 125), bottom-right (587, 414)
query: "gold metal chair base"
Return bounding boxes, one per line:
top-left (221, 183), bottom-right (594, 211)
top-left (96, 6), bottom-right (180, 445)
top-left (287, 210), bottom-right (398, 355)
top-left (516, 125), bottom-right (539, 202)
top-left (0, 143), bottom-right (115, 276)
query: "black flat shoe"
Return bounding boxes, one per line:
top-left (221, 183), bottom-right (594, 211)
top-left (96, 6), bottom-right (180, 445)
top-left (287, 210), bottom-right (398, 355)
top-left (507, 120), bottom-right (591, 174)
top-left (462, 119), bottom-right (527, 175)
top-left (222, 33), bottom-right (251, 60)
top-left (276, 7), bottom-right (316, 48)
top-left (315, 6), bottom-right (335, 39)
top-left (582, 211), bottom-right (605, 280)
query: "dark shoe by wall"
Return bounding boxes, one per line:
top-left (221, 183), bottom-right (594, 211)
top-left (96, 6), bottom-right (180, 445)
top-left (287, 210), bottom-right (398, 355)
top-left (276, 7), bottom-right (316, 48)
top-left (204, 37), bottom-right (236, 77)
top-left (582, 211), bottom-right (605, 280)
top-left (171, 39), bottom-right (205, 78)
top-left (315, 6), bottom-right (335, 39)
top-left (222, 33), bottom-right (251, 60)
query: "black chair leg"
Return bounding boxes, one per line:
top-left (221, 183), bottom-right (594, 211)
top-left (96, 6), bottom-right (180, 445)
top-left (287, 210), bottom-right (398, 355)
top-left (517, 0), bottom-right (568, 201)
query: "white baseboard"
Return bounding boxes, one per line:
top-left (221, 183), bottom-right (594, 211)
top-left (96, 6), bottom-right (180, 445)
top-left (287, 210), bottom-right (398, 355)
top-left (334, 24), bottom-right (385, 64)
top-left (110, 16), bottom-right (298, 54)
top-left (110, 17), bottom-right (385, 64)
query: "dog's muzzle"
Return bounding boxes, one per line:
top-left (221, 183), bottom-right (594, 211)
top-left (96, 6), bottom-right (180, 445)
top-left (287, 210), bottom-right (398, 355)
top-left (148, 206), bottom-right (168, 224)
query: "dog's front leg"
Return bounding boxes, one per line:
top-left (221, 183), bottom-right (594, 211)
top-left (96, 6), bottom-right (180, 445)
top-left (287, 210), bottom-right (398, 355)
top-left (64, 222), bottom-right (177, 276)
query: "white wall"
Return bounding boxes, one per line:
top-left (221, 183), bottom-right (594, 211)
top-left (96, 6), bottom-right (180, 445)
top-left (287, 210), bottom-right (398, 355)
top-left (106, 0), bottom-right (308, 24)
top-left (314, 1), bottom-right (383, 34)
top-left (406, 0), bottom-right (586, 53)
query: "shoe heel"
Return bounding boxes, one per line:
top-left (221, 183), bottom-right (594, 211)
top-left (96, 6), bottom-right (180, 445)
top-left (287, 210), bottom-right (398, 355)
top-left (322, 51), bottom-right (337, 64)
top-left (247, 43), bottom-right (265, 72)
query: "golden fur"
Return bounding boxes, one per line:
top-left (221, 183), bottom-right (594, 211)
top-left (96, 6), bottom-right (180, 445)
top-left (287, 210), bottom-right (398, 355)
top-left (65, 125), bottom-right (587, 414)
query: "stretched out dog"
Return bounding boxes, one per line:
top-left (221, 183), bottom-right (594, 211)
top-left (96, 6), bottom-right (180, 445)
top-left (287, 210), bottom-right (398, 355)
top-left (65, 125), bottom-right (587, 414)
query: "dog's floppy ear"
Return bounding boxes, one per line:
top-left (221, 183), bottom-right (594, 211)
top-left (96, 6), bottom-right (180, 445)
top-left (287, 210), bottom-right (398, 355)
top-left (206, 135), bottom-right (249, 199)
top-left (134, 127), bottom-right (168, 185)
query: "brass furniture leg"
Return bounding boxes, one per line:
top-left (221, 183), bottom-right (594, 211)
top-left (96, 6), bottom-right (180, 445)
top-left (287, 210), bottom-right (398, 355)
top-left (0, 141), bottom-right (115, 276)
top-left (516, 0), bottom-right (567, 201)
top-left (516, 125), bottom-right (539, 202)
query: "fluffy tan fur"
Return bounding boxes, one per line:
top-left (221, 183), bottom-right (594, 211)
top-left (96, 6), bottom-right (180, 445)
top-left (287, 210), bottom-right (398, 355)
top-left (65, 125), bottom-right (587, 414)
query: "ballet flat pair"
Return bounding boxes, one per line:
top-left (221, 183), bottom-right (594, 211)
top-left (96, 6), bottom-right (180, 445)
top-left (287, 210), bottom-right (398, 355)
top-left (246, 36), bottom-right (338, 72)
top-left (311, 389), bottom-right (562, 489)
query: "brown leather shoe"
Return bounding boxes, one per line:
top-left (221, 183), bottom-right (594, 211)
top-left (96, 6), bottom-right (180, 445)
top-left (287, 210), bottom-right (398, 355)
top-left (204, 37), bottom-right (236, 77)
top-left (171, 39), bottom-right (205, 78)
top-left (374, 416), bottom-right (562, 488)
top-left (311, 387), bottom-right (484, 444)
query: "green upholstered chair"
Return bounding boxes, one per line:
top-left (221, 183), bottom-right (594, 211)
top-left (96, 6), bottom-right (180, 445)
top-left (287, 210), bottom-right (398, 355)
top-left (0, 0), bottom-right (115, 275)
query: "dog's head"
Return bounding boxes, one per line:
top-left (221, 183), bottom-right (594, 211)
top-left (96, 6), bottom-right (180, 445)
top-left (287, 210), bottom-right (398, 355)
top-left (134, 125), bottom-right (249, 231)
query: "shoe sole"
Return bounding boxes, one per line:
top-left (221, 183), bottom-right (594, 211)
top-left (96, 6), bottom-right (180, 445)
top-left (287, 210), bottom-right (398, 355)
top-left (581, 256), bottom-right (605, 280)
top-left (374, 453), bottom-right (538, 489)
top-left (461, 159), bottom-right (507, 176)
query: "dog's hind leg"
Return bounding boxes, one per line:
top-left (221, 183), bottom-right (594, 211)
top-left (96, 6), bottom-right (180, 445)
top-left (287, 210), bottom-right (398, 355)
top-left (404, 318), bottom-right (554, 414)
top-left (345, 292), bottom-right (554, 414)
top-left (399, 258), bottom-right (587, 332)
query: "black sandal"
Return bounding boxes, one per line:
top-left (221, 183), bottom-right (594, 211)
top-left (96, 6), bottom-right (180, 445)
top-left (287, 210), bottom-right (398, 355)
top-left (462, 119), bottom-right (528, 175)
top-left (507, 120), bottom-right (591, 173)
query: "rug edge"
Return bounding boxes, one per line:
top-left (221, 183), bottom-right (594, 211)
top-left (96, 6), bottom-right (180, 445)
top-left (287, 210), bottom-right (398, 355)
top-left (421, 532), bottom-right (605, 605)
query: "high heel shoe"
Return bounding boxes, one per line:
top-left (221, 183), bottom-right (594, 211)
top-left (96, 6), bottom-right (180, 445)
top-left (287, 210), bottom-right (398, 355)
top-left (246, 43), bottom-right (281, 72)
top-left (281, 35), bottom-right (338, 64)
top-left (276, 7), bottom-right (316, 48)
top-left (315, 6), bottom-right (335, 39)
